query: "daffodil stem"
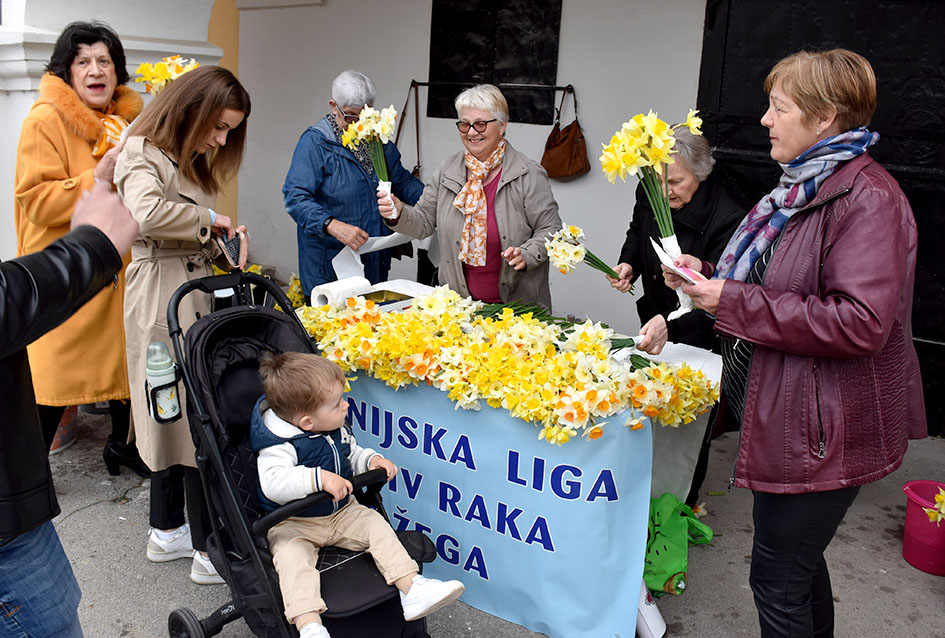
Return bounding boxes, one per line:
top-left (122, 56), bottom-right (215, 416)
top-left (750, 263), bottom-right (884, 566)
top-left (583, 249), bottom-right (620, 279)
top-left (369, 138), bottom-right (389, 182)
top-left (639, 167), bottom-right (674, 238)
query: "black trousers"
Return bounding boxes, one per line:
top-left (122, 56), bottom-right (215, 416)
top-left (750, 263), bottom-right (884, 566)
top-left (750, 486), bottom-right (860, 638)
top-left (149, 465), bottom-right (210, 552)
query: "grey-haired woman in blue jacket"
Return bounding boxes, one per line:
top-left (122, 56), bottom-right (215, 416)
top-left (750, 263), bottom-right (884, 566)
top-left (283, 70), bottom-right (423, 294)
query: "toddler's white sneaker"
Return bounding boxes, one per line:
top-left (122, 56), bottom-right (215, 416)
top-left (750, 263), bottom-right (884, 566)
top-left (146, 524), bottom-right (193, 562)
top-left (400, 574), bottom-right (465, 621)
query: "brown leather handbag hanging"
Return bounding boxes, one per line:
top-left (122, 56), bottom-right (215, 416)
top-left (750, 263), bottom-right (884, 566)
top-left (540, 85), bottom-right (591, 179)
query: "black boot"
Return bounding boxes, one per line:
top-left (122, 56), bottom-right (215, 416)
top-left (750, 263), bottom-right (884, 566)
top-left (103, 437), bottom-right (152, 478)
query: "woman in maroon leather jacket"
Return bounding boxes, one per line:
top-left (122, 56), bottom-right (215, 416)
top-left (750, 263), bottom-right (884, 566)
top-left (667, 49), bottom-right (926, 638)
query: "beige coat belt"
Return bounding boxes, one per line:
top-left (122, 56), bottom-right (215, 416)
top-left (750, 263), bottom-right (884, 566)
top-left (131, 244), bottom-right (210, 261)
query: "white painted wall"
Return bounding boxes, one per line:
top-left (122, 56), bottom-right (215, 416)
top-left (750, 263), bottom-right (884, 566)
top-left (3, 1), bottom-right (214, 39)
top-left (239, 0), bottom-right (707, 336)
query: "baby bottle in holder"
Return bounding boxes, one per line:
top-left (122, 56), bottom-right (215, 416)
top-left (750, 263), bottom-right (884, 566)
top-left (146, 341), bottom-right (182, 423)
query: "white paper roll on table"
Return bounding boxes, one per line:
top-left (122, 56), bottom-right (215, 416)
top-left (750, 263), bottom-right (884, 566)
top-left (310, 277), bottom-right (371, 308)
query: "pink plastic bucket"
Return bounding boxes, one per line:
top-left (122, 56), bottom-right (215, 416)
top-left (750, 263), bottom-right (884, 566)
top-left (902, 480), bottom-right (945, 576)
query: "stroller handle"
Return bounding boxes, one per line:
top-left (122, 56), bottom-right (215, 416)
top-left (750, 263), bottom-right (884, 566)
top-left (252, 469), bottom-right (389, 537)
top-left (166, 271), bottom-right (295, 340)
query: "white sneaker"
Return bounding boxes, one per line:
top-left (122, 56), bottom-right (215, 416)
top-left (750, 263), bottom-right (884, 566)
top-left (146, 525), bottom-right (193, 562)
top-left (299, 623), bottom-right (332, 638)
top-left (190, 550), bottom-right (225, 585)
top-left (400, 574), bottom-right (465, 621)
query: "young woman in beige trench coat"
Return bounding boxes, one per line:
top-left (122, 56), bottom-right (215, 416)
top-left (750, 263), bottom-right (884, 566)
top-left (115, 66), bottom-right (251, 585)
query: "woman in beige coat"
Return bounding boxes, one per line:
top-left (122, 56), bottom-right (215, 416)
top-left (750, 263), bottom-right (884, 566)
top-left (115, 66), bottom-right (251, 585)
top-left (14, 21), bottom-right (149, 476)
top-left (378, 84), bottom-right (562, 309)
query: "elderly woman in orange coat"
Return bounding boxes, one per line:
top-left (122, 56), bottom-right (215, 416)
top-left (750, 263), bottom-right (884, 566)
top-left (13, 20), bottom-right (149, 477)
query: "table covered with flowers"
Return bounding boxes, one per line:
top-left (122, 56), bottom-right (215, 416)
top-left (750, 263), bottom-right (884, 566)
top-left (296, 285), bottom-right (719, 638)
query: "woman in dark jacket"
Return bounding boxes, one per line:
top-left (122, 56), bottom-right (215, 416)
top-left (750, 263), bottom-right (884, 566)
top-left (666, 49), bottom-right (926, 638)
top-left (609, 128), bottom-right (744, 353)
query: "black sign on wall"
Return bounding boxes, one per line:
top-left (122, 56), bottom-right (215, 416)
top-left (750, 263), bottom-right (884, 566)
top-left (697, 0), bottom-right (945, 435)
top-left (428, 0), bottom-right (562, 124)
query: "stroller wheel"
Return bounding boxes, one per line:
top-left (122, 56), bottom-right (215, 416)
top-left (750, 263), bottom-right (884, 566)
top-left (168, 607), bottom-right (206, 638)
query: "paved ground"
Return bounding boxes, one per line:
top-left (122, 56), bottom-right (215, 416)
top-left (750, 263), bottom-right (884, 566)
top-left (50, 410), bottom-right (943, 637)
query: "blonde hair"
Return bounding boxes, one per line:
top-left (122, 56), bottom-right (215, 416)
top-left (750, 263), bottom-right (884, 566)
top-left (258, 352), bottom-right (345, 421)
top-left (765, 49), bottom-right (876, 131)
top-left (454, 84), bottom-right (509, 123)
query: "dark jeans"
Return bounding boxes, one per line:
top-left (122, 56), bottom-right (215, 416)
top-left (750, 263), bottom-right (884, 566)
top-left (750, 486), bottom-right (860, 638)
top-left (149, 465), bottom-right (210, 552)
top-left (0, 521), bottom-right (83, 637)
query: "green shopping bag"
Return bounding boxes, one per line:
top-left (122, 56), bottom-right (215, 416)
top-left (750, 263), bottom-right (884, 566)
top-left (643, 492), bottom-right (713, 595)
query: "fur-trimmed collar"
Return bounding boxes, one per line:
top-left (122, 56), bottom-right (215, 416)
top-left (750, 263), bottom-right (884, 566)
top-left (36, 73), bottom-right (143, 143)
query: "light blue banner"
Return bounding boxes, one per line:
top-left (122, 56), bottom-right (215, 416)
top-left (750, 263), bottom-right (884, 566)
top-left (347, 376), bottom-right (652, 638)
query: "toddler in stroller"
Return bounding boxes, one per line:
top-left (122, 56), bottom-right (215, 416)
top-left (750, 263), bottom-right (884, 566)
top-left (252, 351), bottom-right (465, 638)
top-left (165, 272), bottom-right (456, 638)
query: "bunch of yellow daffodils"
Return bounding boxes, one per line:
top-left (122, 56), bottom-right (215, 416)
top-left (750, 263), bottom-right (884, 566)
top-left (341, 105), bottom-right (398, 181)
top-left (135, 55), bottom-right (199, 95)
top-left (599, 109), bottom-right (703, 237)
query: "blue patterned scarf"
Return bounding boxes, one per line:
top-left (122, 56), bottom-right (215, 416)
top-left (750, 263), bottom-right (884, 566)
top-left (714, 128), bottom-right (879, 281)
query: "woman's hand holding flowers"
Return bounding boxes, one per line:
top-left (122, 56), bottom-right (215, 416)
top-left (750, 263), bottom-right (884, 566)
top-left (376, 189), bottom-right (402, 221)
top-left (637, 314), bottom-right (668, 355)
top-left (608, 262), bottom-right (634, 293)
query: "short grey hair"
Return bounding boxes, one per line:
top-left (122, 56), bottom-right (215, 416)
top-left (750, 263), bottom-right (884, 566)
top-left (454, 84), bottom-right (509, 123)
top-left (331, 70), bottom-right (375, 109)
top-left (672, 128), bottom-right (715, 182)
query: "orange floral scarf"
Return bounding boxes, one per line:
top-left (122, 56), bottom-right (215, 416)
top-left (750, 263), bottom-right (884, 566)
top-left (91, 108), bottom-right (130, 158)
top-left (453, 139), bottom-right (506, 266)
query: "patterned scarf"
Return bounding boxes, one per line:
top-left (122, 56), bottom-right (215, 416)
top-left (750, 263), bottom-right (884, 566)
top-left (91, 108), bottom-right (130, 158)
top-left (454, 139), bottom-right (506, 266)
top-left (328, 113), bottom-right (374, 175)
top-left (714, 128), bottom-right (878, 281)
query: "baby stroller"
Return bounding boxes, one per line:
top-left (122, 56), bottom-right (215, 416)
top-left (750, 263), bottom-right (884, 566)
top-left (164, 271), bottom-right (436, 638)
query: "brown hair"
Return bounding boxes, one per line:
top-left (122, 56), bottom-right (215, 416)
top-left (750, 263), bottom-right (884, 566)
top-left (126, 65), bottom-right (251, 194)
top-left (765, 49), bottom-right (876, 132)
top-left (258, 352), bottom-right (345, 422)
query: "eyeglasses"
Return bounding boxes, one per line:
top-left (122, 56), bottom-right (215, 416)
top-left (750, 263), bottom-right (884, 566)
top-left (335, 105), bottom-right (360, 125)
top-left (455, 119), bottom-right (497, 134)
